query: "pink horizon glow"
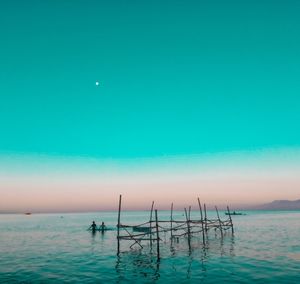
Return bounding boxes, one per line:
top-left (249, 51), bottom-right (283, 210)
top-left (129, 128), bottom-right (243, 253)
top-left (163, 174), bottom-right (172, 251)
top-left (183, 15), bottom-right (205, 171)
top-left (1, 148), bottom-right (300, 212)
top-left (1, 167), bottom-right (300, 213)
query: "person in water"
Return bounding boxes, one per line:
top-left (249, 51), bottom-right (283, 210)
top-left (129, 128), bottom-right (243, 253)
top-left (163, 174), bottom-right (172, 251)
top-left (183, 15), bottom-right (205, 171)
top-left (99, 221), bottom-right (106, 233)
top-left (89, 221), bottom-right (97, 232)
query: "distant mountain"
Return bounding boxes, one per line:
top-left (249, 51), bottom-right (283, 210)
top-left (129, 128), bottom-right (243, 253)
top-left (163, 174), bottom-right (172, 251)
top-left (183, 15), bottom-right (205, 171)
top-left (253, 199), bottom-right (300, 210)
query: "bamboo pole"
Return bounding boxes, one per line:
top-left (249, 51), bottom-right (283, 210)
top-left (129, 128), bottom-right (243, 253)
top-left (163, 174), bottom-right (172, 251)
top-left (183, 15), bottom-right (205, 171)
top-left (170, 203), bottom-right (173, 241)
top-left (227, 205), bottom-right (234, 235)
top-left (155, 209), bottom-right (160, 259)
top-left (117, 194), bottom-right (122, 255)
top-left (197, 198), bottom-right (206, 245)
top-left (184, 208), bottom-right (191, 250)
top-left (204, 203), bottom-right (208, 232)
top-left (149, 201), bottom-right (154, 247)
top-left (215, 206), bottom-right (223, 238)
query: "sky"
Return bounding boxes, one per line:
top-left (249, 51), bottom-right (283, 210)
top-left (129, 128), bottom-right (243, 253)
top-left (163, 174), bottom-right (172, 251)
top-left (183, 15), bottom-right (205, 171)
top-left (0, 0), bottom-right (300, 212)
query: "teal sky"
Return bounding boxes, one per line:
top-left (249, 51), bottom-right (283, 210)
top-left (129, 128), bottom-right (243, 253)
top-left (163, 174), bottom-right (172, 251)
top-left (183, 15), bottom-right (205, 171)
top-left (1, 1), bottom-right (300, 212)
top-left (0, 0), bottom-right (300, 159)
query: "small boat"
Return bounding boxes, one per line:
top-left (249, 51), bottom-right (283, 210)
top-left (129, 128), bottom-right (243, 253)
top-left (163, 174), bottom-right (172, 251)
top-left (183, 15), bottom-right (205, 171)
top-left (225, 211), bottom-right (245, 216)
top-left (24, 212), bottom-right (32, 215)
top-left (133, 226), bottom-right (151, 233)
top-left (87, 227), bottom-right (113, 232)
top-left (97, 227), bottom-right (113, 231)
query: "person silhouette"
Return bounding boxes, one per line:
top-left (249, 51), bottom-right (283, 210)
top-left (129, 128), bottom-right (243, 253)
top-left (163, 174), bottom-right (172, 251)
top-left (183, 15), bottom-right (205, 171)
top-left (89, 221), bottom-right (97, 233)
top-left (100, 221), bottom-right (106, 233)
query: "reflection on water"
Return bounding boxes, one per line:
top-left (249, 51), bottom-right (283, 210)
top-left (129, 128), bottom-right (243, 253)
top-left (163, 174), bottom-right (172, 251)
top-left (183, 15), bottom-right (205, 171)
top-left (288, 252), bottom-right (300, 261)
top-left (114, 233), bottom-right (236, 282)
top-left (116, 252), bottom-right (160, 283)
top-left (1, 211), bottom-right (300, 283)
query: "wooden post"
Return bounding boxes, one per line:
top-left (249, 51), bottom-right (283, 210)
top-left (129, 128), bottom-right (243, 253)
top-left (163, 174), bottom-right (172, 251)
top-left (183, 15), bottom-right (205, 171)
top-left (170, 203), bottom-right (173, 241)
top-left (204, 203), bottom-right (208, 232)
top-left (184, 208), bottom-right (191, 250)
top-left (197, 198), bottom-right (206, 245)
top-left (215, 206), bottom-right (223, 238)
top-left (117, 194), bottom-right (122, 255)
top-left (227, 205), bottom-right (234, 235)
top-left (155, 209), bottom-right (160, 259)
top-left (149, 201), bottom-right (154, 248)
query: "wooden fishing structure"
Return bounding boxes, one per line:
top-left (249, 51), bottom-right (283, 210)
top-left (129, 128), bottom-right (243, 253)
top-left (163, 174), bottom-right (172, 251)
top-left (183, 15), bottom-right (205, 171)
top-left (116, 195), bottom-right (234, 258)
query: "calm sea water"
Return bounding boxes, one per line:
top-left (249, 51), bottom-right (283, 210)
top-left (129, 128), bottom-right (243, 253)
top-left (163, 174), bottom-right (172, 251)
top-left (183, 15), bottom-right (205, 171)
top-left (1, 210), bottom-right (300, 283)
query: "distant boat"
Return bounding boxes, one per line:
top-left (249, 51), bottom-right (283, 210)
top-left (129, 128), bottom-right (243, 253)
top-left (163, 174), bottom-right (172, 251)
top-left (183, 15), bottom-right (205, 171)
top-left (24, 212), bottom-right (32, 215)
top-left (225, 211), bottom-right (245, 216)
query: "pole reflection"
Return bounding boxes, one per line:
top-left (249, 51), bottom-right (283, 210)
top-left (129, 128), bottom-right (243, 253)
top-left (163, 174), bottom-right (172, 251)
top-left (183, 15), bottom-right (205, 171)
top-left (115, 234), bottom-right (235, 282)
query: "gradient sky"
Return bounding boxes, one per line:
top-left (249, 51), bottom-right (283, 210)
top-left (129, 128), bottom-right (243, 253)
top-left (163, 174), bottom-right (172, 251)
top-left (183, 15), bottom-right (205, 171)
top-left (0, 0), bottom-right (300, 212)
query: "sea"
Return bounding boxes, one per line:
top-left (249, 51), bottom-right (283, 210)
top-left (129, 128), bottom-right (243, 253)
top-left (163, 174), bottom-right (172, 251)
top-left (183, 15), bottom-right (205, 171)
top-left (0, 210), bottom-right (300, 283)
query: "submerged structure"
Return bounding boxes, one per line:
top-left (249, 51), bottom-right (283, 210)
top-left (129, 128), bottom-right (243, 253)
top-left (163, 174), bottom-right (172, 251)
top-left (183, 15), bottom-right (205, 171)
top-left (116, 195), bottom-right (234, 258)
